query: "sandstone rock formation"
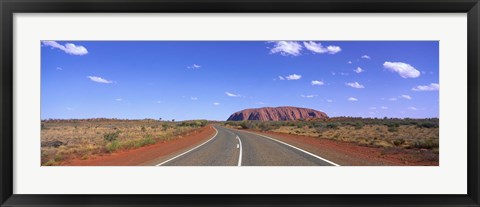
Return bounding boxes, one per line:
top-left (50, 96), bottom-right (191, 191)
top-left (227, 106), bottom-right (328, 121)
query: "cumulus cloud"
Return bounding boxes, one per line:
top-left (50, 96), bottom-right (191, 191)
top-left (348, 61), bottom-right (352, 64)
top-left (361, 55), bottom-right (371, 59)
top-left (301, 94), bottom-right (317, 98)
top-left (346, 82), bottom-right (365, 89)
top-left (354, 67), bottom-right (363, 73)
top-left (269, 41), bottom-right (303, 56)
top-left (278, 76), bottom-right (285, 80)
top-left (225, 92), bottom-right (241, 97)
top-left (412, 83), bottom-right (439, 91)
top-left (87, 76), bottom-right (113, 84)
top-left (311, 80), bottom-right (324, 85)
top-left (187, 64), bottom-right (201, 69)
top-left (383, 61), bottom-right (420, 78)
top-left (42, 41), bottom-right (88, 56)
top-left (348, 97), bottom-right (358, 101)
top-left (190, 97), bottom-right (198, 100)
top-left (303, 41), bottom-right (342, 54)
top-left (285, 74), bottom-right (302, 80)
top-left (401, 95), bottom-right (412, 100)
top-left (213, 102), bottom-right (220, 106)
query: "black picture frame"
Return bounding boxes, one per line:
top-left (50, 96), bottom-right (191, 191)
top-left (1, 0), bottom-right (479, 206)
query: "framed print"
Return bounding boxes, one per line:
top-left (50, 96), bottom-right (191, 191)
top-left (1, 0), bottom-right (479, 206)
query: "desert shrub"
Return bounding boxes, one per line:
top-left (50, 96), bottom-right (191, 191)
top-left (103, 131), bottom-right (120, 142)
top-left (413, 140), bottom-right (438, 149)
top-left (106, 140), bottom-right (120, 152)
top-left (354, 122), bottom-right (364, 129)
top-left (392, 138), bottom-right (405, 146)
top-left (296, 122), bottom-right (304, 129)
top-left (162, 123), bottom-right (169, 131)
top-left (388, 126), bottom-right (398, 132)
top-left (326, 122), bottom-right (339, 129)
top-left (416, 122), bottom-right (438, 128)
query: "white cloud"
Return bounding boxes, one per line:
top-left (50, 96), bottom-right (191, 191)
top-left (301, 94), bottom-right (317, 98)
top-left (389, 97), bottom-right (397, 101)
top-left (285, 74), bottom-right (302, 80)
top-left (408, 106), bottom-right (418, 110)
top-left (115, 98), bottom-right (122, 101)
top-left (187, 64), bottom-right (201, 69)
top-left (383, 61), bottom-right (421, 78)
top-left (412, 83), bottom-right (439, 91)
top-left (66, 107), bottom-right (74, 111)
top-left (326, 99), bottom-right (333, 103)
top-left (255, 102), bottom-right (266, 105)
top-left (225, 92), bottom-right (241, 97)
top-left (213, 102), bottom-right (220, 106)
top-left (87, 76), bottom-right (113, 84)
top-left (56, 67), bottom-right (63, 70)
top-left (190, 97), bottom-right (198, 100)
top-left (278, 76), bottom-right (285, 80)
top-left (361, 55), bottom-right (371, 59)
top-left (42, 41), bottom-right (88, 56)
top-left (331, 72), bottom-right (336, 76)
top-left (303, 41), bottom-right (342, 54)
top-left (369, 107), bottom-right (377, 110)
top-left (157, 101), bottom-right (162, 104)
top-left (401, 95), bottom-right (412, 100)
top-left (381, 106), bottom-right (388, 109)
top-left (348, 97), bottom-right (358, 101)
top-left (340, 72), bottom-right (349, 76)
top-left (354, 67), bottom-right (363, 73)
top-left (347, 61), bottom-right (352, 64)
top-left (346, 82), bottom-right (365, 89)
top-left (269, 41), bottom-right (303, 56)
top-left (311, 80), bottom-right (324, 85)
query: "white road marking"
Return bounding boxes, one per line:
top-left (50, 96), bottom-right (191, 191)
top-left (236, 135), bottom-right (243, 166)
top-left (238, 130), bottom-right (340, 166)
top-left (156, 126), bottom-right (219, 166)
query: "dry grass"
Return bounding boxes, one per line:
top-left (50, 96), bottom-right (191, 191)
top-left (271, 125), bottom-right (439, 149)
top-left (41, 119), bottom-right (206, 166)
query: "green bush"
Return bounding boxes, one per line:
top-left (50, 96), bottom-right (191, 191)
top-left (103, 131), bottom-right (120, 142)
top-left (106, 140), bottom-right (120, 152)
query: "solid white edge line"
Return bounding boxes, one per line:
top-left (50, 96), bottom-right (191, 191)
top-left (236, 135), bottom-right (243, 166)
top-left (239, 130), bottom-right (341, 166)
top-left (156, 126), bottom-right (219, 166)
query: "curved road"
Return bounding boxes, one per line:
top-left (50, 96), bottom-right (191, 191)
top-left (157, 125), bottom-right (339, 166)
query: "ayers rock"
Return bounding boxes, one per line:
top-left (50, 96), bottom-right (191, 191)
top-left (227, 106), bottom-right (328, 121)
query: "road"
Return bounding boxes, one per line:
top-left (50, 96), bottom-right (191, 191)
top-left (157, 125), bottom-right (339, 166)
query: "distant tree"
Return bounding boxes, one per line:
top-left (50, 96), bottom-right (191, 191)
top-left (159, 118), bottom-right (162, 121)
top-left (172, 119), bottom-right (175, 122)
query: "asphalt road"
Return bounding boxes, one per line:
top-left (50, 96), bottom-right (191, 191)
top-left (157, 125), bottom-right (339, 166)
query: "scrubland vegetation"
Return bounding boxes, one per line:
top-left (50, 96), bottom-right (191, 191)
top-left (41, 118), bottom-right (208, 166)
top-left (224, 117), bottom-right (439, 151)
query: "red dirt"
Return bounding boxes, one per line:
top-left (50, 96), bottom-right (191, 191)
top-left (242, 129), bottom-right (438, 166)
top-left (63, 125), bottom-right (216, 166)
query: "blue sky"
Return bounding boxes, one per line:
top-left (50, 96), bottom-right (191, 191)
top-left (41, 41), bottom-right (439, 121)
